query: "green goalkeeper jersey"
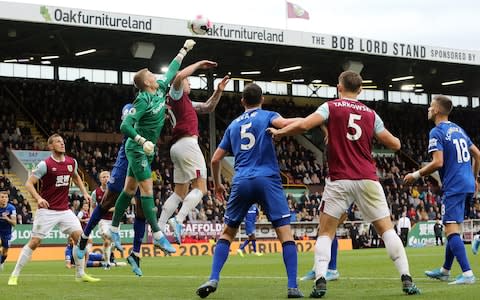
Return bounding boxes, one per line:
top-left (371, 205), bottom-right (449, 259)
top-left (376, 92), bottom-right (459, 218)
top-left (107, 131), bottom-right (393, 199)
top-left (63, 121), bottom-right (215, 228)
top-left (121, 59), bottom-right (181, 151)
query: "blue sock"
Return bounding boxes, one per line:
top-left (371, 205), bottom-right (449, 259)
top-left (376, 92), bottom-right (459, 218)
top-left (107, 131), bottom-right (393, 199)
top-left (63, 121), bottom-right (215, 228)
top-left (282, 241), bottom-right (298, 288)
top-left (240, 239), bottom-right (250, 251)
top-left (328, 236), bottom-right (338, 270)
top-left (209, 239), bottom-right (231, 281)
top-left (86, 261), bottom-right (95, 268)
top-left (447, 233), bottom-right (471, 272)
top-left (83, 205), bottom-right (105, 236)
top-left (251, 240), bottom-right (257, 252)
top-left (133, 217), bottom-right (146, 254)
top-left (443, 240), bottom-right (454, 270)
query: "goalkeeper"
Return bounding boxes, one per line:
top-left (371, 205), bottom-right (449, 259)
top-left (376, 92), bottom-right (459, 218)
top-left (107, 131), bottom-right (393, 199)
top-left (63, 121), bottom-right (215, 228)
top-left (109, 39), bottom-right (196, 252)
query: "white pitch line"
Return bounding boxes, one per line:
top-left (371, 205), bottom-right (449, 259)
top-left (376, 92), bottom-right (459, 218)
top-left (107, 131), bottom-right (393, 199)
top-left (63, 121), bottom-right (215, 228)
top-left (0, 273), bottom-right (438, 282)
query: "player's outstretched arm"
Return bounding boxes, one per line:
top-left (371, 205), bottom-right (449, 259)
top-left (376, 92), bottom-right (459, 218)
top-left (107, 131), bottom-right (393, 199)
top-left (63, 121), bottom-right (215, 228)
top-left (193, 75), bottom-right (230, 114)
top-left (172, 60), bottom-right (217, 90)
top-left (211, 147), bottom-right (227, 200)
top-left (469, 144), bottom-right (480, 183)
top-left (404, 151), bottom-right (443, 184)
top-left (268, 112), bottom-right (323, 140)
top-left (162, 39), bottom-right (197, 85)
top-left (271, 116), bottom-right (304, 129)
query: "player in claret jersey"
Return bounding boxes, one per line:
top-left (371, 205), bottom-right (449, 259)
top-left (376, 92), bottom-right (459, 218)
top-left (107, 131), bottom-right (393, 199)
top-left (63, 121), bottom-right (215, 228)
top-left (157, 59), bottom-right (229, 244)
top-left (269, 71), bottom-right (420, 297)
top-left (8, 134), bottom-right (99, 285)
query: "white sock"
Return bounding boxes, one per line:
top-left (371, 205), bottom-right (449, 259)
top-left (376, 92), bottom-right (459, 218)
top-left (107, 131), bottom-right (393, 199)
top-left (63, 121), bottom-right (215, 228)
top-left (153, 230), bottom-right (165, 240)
top-left (440, 267), bottom-right (450, 274)
top-left (314, 236), bottom-right (332, 280)
top-left (86, 243), bottom-right (92, 252)
top-left (110, 226), bottom-right (119, 233)
top-left (463, 270), bottom-right (474, 277)
top-left (158, 193), bottom-right (182, 230)
top-left (104, 244), bottom-right (112, 264)
top-left (72, 245), bottom-right (85, 277)
top-left (176, 189), bottom-right (203, 223)
top-left (133, 251), bottom-right (140, 257)
top-left (11, 244), bottom-right (33, 277)
top-left (382, 229), bottom-right (410, 276)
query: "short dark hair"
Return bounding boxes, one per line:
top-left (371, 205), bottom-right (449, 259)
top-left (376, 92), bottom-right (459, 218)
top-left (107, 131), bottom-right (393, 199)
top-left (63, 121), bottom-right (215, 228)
top-left (338, 71), bottom-right (363, 93)
top-left (433, 95), bottom-right (453, 115)
top-left (242, 83), bottom-right (263, 105)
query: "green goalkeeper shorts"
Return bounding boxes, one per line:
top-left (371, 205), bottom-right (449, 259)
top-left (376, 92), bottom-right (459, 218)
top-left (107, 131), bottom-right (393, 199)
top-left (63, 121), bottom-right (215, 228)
top-left (126, 147), bottom-right (153, 182)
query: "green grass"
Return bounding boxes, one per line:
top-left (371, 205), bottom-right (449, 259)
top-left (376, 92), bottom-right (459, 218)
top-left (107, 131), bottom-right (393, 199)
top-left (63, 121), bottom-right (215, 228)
top-left (0, 246), bottom-right (478, 299)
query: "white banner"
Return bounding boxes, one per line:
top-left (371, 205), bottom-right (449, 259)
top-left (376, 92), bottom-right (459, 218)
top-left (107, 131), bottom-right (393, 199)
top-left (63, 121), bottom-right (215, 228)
top-left (1, 2), bottom-right (479, 65)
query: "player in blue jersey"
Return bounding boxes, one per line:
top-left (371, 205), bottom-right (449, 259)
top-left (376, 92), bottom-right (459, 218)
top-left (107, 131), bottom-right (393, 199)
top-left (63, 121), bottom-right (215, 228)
top-left (405, 95), bottom-right (480, 285)
top-left (236, 204), bottom-right (263, 257)
top-left (196, 83), bottom-right (303, 298)
top-left (76, 104), bottom-right (172, 277)
top-left (0, 190), bottom-right (16, 271)
top-left (65, 237), bottom-right (120, 269)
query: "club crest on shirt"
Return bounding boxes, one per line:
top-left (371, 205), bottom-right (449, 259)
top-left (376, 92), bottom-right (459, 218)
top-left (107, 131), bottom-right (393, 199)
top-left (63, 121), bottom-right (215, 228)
top-left (67, 165), bottom-right (73, 172)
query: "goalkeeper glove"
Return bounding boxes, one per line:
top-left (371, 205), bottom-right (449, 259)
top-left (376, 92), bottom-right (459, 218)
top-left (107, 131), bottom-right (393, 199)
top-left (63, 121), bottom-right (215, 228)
top-left (179, 39), bottom-right (196, 57)
top-left (134, 135), bottom-right (154, 155)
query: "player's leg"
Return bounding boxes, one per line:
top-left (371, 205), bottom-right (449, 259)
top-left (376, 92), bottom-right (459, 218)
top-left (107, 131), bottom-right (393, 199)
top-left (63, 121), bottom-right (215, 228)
top-left (443, 195), bottom-right (475, 284)
top-left (258, 176), bottom-right (302, 298)
top-left (197, 225), bottom-right (238, 298)
top-left (473, 231), bottom-right (480, 255)
top-left (128, 198), bottom-right (145, 276)
top-left (9, 208), bottom-right (55, 285)
top-left (137, 178), bottom-right (175, 253)
top-left (158, 143), bottom-right (186, 235)
top-left (238, 219), bottom-right (254, 256)
top-left (78, 188), bottom-right (120, 257)
top-left (430, 194), bottom-right (474, 285)
top-left (356, 180), bottom-right (419, 294)
top-left (162, 183), bottom-right (188, 244)
top-left (110, 173), bottom-right (139, 251)
top-left (170, 178), bottom-right (205, 244)
top-left (8, 237), bottom-right (41, 285)
top-left (99, 223), bottom-right (113, 269)
top-left (168, 140), bottom-right (207, 244)
top-left (176, 177), bottom-right (206, 225)
top-left (64, 210), bottom-right (100, 283)
top-left (196, 179), bottom-right (249, 298)
top-left (0, 236), bottom-right (10, 270)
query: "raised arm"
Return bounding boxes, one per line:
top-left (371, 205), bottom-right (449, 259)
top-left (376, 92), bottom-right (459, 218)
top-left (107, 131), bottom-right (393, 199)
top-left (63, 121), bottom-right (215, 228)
top-left (193, 75), bottom-right (230, 114)
top-left (163, 39), bottom-right (197, 85)
top-left (171, 60), bottom-right (217, 91)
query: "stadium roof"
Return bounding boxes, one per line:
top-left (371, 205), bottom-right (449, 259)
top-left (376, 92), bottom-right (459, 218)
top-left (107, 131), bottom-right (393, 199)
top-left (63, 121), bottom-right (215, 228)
top-left (1, 2), bottom-right (479, 97)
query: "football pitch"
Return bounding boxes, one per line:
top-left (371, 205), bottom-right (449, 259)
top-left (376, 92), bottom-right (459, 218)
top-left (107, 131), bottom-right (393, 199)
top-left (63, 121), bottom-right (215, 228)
top-left (0, 246), bottom-right (478, 299)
